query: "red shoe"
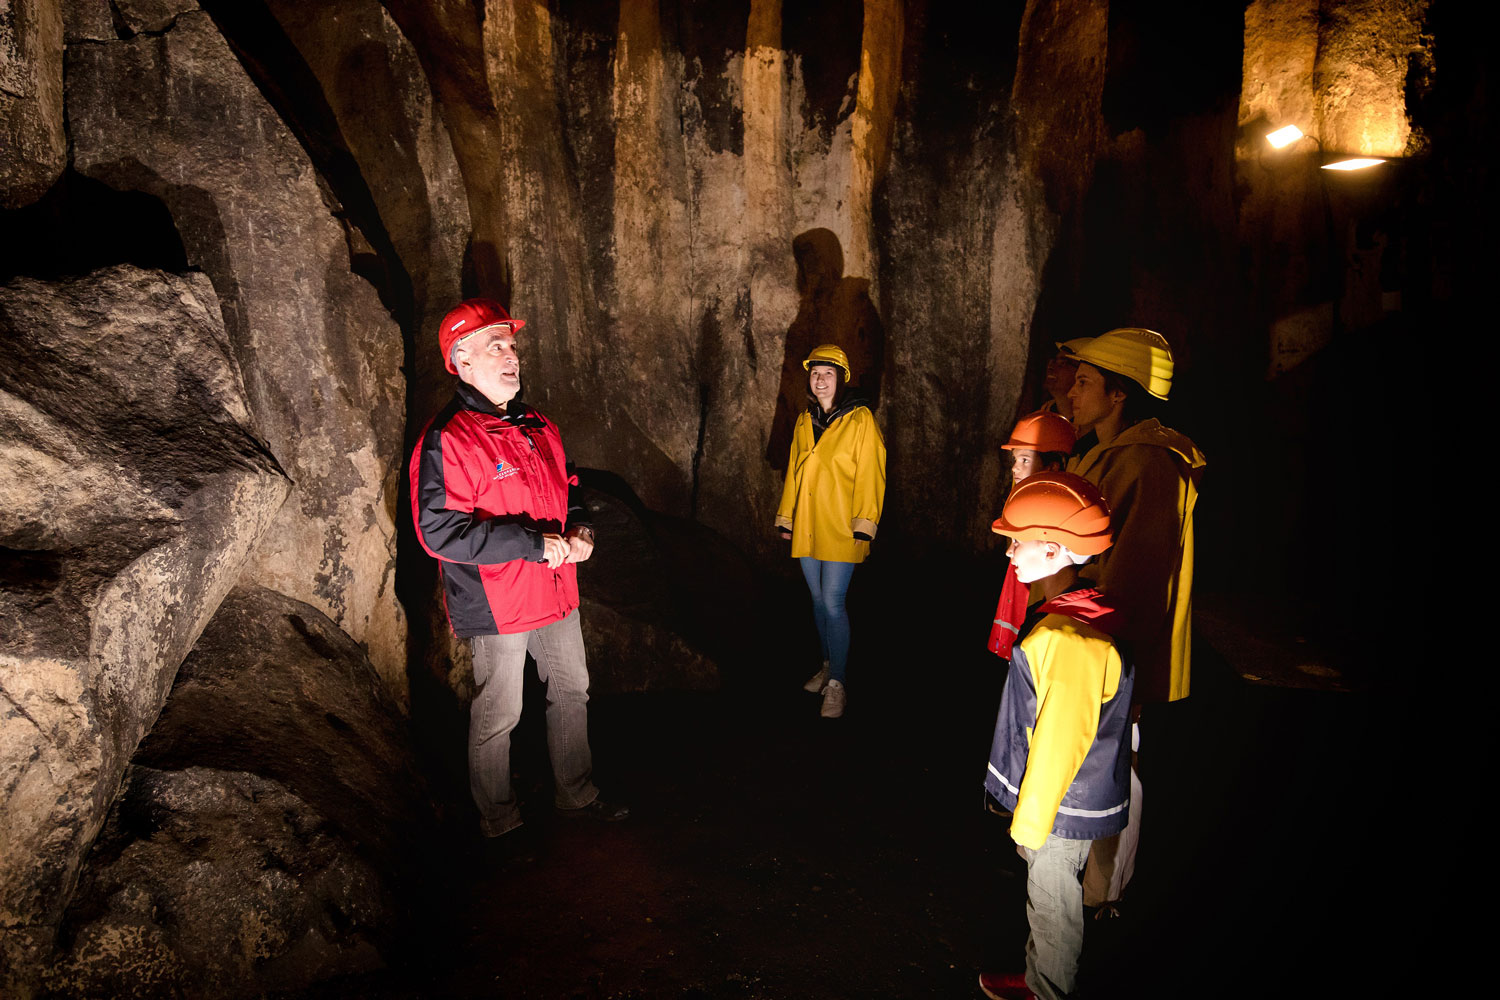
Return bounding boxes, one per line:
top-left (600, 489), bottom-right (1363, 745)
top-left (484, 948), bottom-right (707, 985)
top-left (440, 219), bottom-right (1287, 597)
top-left (978, 971), bottom-right (1036, 1000)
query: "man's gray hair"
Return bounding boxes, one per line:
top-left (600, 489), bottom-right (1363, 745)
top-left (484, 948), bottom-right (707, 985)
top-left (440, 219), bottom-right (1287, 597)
top-left (449, 334), bottom-right (474, 372)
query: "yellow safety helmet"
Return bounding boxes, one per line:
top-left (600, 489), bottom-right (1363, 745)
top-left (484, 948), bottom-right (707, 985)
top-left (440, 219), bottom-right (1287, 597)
top-left (803, 344), bottom-right (851, 381)
top-left (1057, 328), bottom-right (1175, 400)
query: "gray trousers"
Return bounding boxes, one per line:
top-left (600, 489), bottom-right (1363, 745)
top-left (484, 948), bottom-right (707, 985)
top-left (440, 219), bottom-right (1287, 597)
top-left (469, 609), bottom-right (598, 836)
top-left (1022, 833), bottom-right (1093, 1000)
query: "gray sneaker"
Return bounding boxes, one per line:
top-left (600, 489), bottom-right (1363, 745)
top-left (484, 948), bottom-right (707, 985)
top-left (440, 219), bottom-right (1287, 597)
top-left (803, 661), bottom-right (830, 693)
top-left (820, 678), bottom-right (846, 718)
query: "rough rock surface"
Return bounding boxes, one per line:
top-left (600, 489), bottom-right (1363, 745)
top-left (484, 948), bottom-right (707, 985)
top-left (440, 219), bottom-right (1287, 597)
top-left (263, 0), bottom-right (472, 426)
top-left (66, 2), bottom-right (409, 695)
top-left (381, 1), bottom-right (911, 563)
top-left (46, 585), bottom-right (429, 997)
top-left (0, 0), bottom-right (65, 208)
top-left (878, 0), bottom-right (1108, 550)
top-left (574, 486), bottom-right (724, 695)
top-left (46, 766), bottom-right (390, 999)
top-left (0, 266), bottom-right (289, 993)
top-left (129, 585), bottom-right (429, 870)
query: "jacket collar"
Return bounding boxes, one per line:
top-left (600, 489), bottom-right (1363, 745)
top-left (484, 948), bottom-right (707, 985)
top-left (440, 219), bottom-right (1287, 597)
top-left (454, 382), bottom-right (545, 427)
top-left (1071, 417), bottom-right (1206, 480)
top-left (808, 395), bottom-right (869, 431)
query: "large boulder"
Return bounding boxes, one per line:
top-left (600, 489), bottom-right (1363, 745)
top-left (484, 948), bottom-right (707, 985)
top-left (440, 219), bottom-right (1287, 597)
top-left (66, 1), bottom-right (409, 696)
top-left (0, 0), bottom-right (65, 208)
top-left (46, 585), bottom-right (431, 998)
top-left (0, 266), bottom-right (290, 993)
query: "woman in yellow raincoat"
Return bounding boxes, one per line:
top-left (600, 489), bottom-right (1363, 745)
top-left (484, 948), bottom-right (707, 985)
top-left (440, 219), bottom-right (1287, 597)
top-left (775, 344), bottom-right (887, 718)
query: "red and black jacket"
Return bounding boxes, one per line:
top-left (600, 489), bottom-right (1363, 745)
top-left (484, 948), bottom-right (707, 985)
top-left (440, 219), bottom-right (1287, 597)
top-left (410, 384), bottom-right (588, 636)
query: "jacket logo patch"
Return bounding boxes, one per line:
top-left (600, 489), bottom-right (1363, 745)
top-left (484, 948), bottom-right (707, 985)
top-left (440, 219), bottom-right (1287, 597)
top-left (493, 460), bottom-right (520, 481)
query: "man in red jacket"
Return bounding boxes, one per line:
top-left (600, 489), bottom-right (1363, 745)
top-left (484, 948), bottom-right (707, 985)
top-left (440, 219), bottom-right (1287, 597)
top-left (411, 298), bottom-right (627, 839)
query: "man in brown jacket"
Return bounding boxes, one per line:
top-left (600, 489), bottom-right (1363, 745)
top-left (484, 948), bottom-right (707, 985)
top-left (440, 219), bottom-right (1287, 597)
top-left (1059, 327), bottom-right (1206, 912)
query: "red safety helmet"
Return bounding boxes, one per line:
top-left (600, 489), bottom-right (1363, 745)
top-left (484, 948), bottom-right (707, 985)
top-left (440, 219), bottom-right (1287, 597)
top-left (439, 299), bottom-right (527, 374)
top-left (1002, 411), bottom-right (1077, 454)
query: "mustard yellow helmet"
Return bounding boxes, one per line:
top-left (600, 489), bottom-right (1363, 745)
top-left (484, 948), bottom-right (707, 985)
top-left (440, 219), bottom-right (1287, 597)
top-left (1058, 328), bottom-right (1175, 400)
top-left (803, 344), bottom-right (851, 382)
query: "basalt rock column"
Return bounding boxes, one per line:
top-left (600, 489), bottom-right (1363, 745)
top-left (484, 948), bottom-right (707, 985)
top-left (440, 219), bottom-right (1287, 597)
top-left (0, 267), bottom-right (289, 995)
top-left (66, 1), bottom-right (408, 695)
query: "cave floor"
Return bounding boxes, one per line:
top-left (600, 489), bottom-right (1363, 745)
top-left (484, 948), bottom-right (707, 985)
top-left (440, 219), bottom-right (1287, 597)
top-left (307, 565), bottom-right (1383, 1000)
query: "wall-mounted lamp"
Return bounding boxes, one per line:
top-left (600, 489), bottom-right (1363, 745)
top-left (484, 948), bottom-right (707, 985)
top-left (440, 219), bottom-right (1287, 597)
top-left (1265, 125), bottom-right (1305, 149)
top-left (1263, 124), bottom-right (1387, 171)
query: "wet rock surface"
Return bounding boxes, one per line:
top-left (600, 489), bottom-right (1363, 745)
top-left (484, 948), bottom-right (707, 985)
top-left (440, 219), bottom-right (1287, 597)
top-left (66, 1), bottom-right (408, 696)
top-left (48, 585), bottom-right (430, 998)
top-left (0, 265), bottom-right (289, 992)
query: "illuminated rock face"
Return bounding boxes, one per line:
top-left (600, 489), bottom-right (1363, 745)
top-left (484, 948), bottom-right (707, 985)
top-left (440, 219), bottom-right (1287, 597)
top-left (66, 2), bottom-right (409, 698)
top-left (262, 0), bottom-right (472, 430)
top-left (0, 0), bottom-right (65, 208)
top-left (46, 586), bottom-right (428, 999)
top-left (1240, 0), bottom-right (1429, 159)
top-left (0, 267), bottom-right (290, 995)
top-left (382, 0), bottom-right (1089, 558)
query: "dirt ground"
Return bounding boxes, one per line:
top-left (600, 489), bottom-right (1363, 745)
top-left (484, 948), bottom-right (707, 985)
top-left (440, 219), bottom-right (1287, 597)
top-left (305, 561), bottom-right (1385, 999)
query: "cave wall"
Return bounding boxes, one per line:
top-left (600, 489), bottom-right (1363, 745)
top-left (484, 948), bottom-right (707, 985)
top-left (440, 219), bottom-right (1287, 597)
top-left (387, 0), bottom-right (1092, 561)
top-left (0, 0), bottom-right (65, 208)
top-left (0, 0), bottom-right (1464, 992)
top-left (0, 266), bottom-right (290, 992)
top-left (65, 0), bottom-right (409, 694)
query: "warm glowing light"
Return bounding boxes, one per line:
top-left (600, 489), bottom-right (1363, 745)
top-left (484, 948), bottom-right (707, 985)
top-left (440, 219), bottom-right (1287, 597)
top-left (1320, 158), bottom-right (1386, 171)
top-left (1265, 125), bottom-right (1304, 148)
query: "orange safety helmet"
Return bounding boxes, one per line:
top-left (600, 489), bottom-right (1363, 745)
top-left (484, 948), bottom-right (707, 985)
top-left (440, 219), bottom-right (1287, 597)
top-left (439, 298), bottom-right (527, 374)
top-left (1002, 411), bottom-right (1077, 454)
top-left (990, 472), bottom-right (1114, 555)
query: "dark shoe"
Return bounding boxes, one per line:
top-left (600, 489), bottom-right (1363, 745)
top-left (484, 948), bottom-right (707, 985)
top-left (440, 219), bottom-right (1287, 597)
top-left (477, 822), bottom-right (536, 866)
top-left (557, 798), bottom-right (630, 822)
top-left (978, 971), bottom-right (1035, 1000)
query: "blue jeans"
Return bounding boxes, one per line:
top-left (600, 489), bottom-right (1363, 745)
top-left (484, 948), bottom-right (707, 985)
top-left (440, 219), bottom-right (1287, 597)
top-left (798, 558), bottom-right (856, 684)
top-left (469, 610), bottom-right (599, 836)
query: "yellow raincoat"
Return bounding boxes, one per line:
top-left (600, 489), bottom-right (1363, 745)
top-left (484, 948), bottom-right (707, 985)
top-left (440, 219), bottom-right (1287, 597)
top-left (1068, 418), bottom-right (1206, 703)
top-left (775, 403), bottom-right (886, 563)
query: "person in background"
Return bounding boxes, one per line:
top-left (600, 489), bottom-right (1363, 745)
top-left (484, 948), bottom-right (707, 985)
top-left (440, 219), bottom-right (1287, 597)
top-left (775, 344), bottom-right (887, 719)
top-left (979, 473), bottom-right (1131, 1000)
top-left (1038, 340), bottom-right (1088, 422)
top-left (1058, 327), bottom-right (1206, 914)
top-left (988, 411), bottom-right (1078, 661)
top-left (410, 298), bottom-right (628, 845)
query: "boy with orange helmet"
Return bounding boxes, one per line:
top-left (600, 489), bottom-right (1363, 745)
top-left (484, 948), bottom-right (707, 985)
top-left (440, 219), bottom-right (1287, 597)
top-left (979, 472), bottom-right (1133, 1000)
